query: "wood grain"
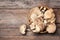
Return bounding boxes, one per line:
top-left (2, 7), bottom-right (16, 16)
top-left (0, 0), bottom-right (59, 8)
top-left (0, 0), bottom-right (60, 40)
top-left (0, 9), bottom-right (60, 29)
top-left (0, 26), bottom-right (59, 36)
top-left (0, 9), bottom-right (29, 29)
top-left (0, 36), bottom-right (60, 40)
top-left (47, 0), bottom-right (60, 8)
top-left (0, 0), bottom-right (47, 9)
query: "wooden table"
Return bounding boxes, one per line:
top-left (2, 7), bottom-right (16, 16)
top-left (0, 0), bottom-right (60, 40)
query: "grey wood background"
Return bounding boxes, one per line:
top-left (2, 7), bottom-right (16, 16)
top-left (0, 0), bottom-right (60, 40)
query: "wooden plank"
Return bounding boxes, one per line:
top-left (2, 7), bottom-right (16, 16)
top-left (47, 0), bottom-right (60, 8)
top-left (0, 28), bottom-right (34, 36)
top-left (0, 29), bottom-right (20, 36)
top-left (0, 9), bottom-right (60, 29)
top-left (0, 36), bottom-right (60, 40)
top-left (0, 0), bottom-right (47, 9)
top-left (54, 9), bottom-right (60, 24)
top-left (0, 0), bottom-right (59, 8)
top-left (0, 27), bottom-right (60, 36)
top-left (0, 9), bottom-right (29, 29)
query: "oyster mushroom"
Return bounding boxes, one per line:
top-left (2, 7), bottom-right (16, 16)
top-left (30, 19), bottom-right (45, 33)
top-left (19, 24), bottom-right (27, 34)
top-left (32, 25), bottom-right (40, 33)
top-left (30, 7), bottom-right (43, 22)
top-left (46, 23), bottom-right (56, 33)
top-left (44, 9), bottom-right (54, 19)
top-left (48, 17), bottom-right (56, 23)
top-left (30, 23), bottom-right (36, 30)
top-left (30, 22), bottom-right (42, 33)
top-left (29, 6), bottom-right (56, 34)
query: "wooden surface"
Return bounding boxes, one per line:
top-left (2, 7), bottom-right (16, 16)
top-left (0, 0), bottom-right (60, 40)
top-left (0, 0), bottom-right (59, 8)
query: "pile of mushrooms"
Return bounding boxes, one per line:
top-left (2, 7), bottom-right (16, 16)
top-left (19, 6), bottom-right (56, 34)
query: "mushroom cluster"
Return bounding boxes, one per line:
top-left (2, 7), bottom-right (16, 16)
top-left (29, 6), bottom-right (56, 33)
top-left (19, 6), bottom-right (56, 35)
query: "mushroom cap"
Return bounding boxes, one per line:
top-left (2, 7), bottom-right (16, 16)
top-left (30, 7), bottom-right (43, 21)
top-left (48, 17), bottom-right (56, 23)
top-left (20, 24), bottom-right (26, 34)
top-left (46, 23), bottom-right (56, 33)
top-left (30, 23), bottom-right (36, 30)
top-left (44, 9), bottom-right (54, 19)
top-left (32, 25), bottom-right (41, 33)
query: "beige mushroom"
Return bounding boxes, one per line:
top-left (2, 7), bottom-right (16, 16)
top-left (30, 13), bottom-right (37, 21)
top-left (30, 7), bottom-right (43, 22)
top-left (30, 23), bottom-right (36, 30)
top-left (48, 17), bottom-right (56, 23)
top-left (37, 23), bottom-right (45, 32)
top-left (44, 9), bottom-right (54, 19)
top-left (19, 24), bottom-right (27, 34)
top-left (46, 23), bottom-right (56, 33)
top-left (30, 19), bottom-right (45, 33)
top-left (32, 25), bottom-right (41, 33)
top-left (30, 22), bottom-right (44, 33)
